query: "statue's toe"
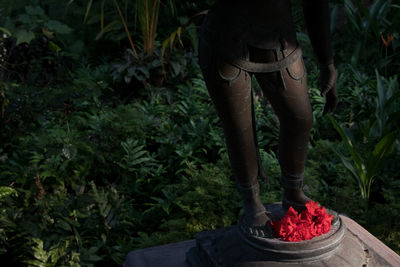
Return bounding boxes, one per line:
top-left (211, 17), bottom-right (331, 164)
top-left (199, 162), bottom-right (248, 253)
top-left (238, 210), bottom-right (274, 239)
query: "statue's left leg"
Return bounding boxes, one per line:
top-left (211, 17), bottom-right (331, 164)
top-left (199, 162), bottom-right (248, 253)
top-left (251, 46), bottom-right (313, 210)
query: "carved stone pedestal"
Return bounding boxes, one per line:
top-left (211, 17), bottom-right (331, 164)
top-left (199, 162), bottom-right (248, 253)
top-left (186, 203), bottom-right (379, 266)
top-left (123, 202), bottom-right (400, 267)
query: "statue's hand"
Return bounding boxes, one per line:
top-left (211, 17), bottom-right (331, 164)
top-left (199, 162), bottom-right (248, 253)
top-left (320, 64), bottom-right (338, 115)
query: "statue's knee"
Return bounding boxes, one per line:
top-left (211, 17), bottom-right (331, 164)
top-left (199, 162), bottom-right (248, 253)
top-left (282, 112), bottom-right (313, 133)
top-left (297, 111), bottom-right (313, 132)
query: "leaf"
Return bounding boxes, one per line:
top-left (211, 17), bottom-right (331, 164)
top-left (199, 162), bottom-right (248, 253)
top-left (351, 43), bottom-right (361, 66)
top-left (17, 14), bottom-right (32, 25)
top-left (130, 157), bottom-right (151, 166)
top-left (370, 0), bottom-right (392, 32)
top-left (42, 27), bottom-right (54, 38)
top-left (327, 143), bottom-right (361, 184)
top-left (84, 0), bottom-right (94, 23)
top-left (344, 0), bottom-right (360, 33)
top-left (124, 75), bottom-right (132, 84)
top-left (366, 131), bottom-right (397, 178)
top-left (136, 66), bottom-right (150, 78)
top-left (161, 37), bottom-right (170, 59)
top-left (0, 27), bottom-right (12, 36)
top-left (375, 69), bottom-right (386, 133)
top-left (137, 0), bottom-right (160, 55)
top-left (330, 5), bottom-right (339, 33)
top-left (327, 115), bottom-right (363, 172)
top-left (14, 29), bottom-right (35, 45)
top-left (95, 20), bottom-right (120, 40)
top-left (100, 0), bottom-right (106, 31)
top-left (25, 6), bottom-right (45, 17)
top-left (48, 41), bottom-right (62, 53)
top-left (176, 27), bottom-right (183, 47)
top-left (45, 20), bottom-right (73, 34)
top-left (56, 219), bottom-right (72, 232)
top-left (328, 142), bottom-right (367, 198)
top-left (0, 186), bottom-right (16, 199)
top-left (354, 0), bottom-right (379, 35)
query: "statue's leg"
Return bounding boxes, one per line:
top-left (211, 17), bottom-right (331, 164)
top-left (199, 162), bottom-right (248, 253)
top-left (199, 55), bottom-right (269, 228)
top-left (252, 46), bottom-right (313, 210)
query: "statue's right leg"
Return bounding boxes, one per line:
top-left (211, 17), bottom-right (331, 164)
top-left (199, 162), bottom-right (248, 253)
top-left (199, 45), bottom-right (269, 232)
top-left (251, 45), bottom-right (313, 211)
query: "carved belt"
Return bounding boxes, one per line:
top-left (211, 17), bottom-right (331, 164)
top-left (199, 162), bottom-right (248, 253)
top-left (220, 44), bottom-right (302, 73)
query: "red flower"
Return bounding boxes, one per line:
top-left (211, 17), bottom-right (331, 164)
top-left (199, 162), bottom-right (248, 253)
top-left (270, 201), bottom-right (333, 242)
top-left (380, 32), bottom-right (394, 48)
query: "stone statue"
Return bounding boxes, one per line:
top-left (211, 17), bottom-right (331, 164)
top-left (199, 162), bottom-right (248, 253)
top-left (198, 0), bottom-right (338, 238)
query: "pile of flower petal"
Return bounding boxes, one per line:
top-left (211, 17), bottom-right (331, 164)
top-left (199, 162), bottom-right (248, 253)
top-left (270, 201), bottom-right (333, 242)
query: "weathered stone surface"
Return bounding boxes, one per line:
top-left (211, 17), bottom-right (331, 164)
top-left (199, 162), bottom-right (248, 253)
top-left (188, 222), bottom-right (366, 266)
top-left (187, 203), bottom-right (364, 266)
top-left (124, 203), bottom-right (400, 267)
top-left (124, 240), bottom-right (194, 267)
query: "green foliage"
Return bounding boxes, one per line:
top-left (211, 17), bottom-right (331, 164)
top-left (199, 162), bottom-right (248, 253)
top-left (328, 115), bottom-right (397, 199)
top-left (0, 64), bottom-right (232, 265)
top-left (2, 5), bottom-right (73, 45)
top-left (1, 0), bottom-right (400, 265)
top-left (111, 49), bottom-right (159, 84)
top-left (0, 186), bottom-right (16, 200)
top-left (337, 0), bottom-right (399, 73)
top-left (327, 71), bottom-right (399, 199)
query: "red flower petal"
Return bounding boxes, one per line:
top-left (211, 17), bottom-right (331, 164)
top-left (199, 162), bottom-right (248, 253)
top-left (272, 200), bottom-right (333, 242)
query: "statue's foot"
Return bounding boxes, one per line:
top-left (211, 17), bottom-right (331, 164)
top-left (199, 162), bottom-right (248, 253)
top-left (236, 183), bottom-right (274, 238)
top-left (238, 199), bottom-right (274, 238)
top-left (282, 189), bottom-right (339, 224)
top-left (282, 188), bottom-right (311, 211)
top-left (239, 210), bottom-right (274, 238)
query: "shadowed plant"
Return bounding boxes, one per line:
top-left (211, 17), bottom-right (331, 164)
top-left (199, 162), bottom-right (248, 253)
top-left (137, 0), bottom-right (160, 56)
top-left (327, 114), bottom-right (397, 200)
top-left (326, 71), bottom-right (399, 199)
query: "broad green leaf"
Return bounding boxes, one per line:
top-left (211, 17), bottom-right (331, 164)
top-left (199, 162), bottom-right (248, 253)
top-left (56, 219), bottom-right (72, 232)
top-left (354, 0), bottom-right (380, 35)
top-left (384, 91), bottom-right (400, 110)
top-left (25, 6), bottom-right (45, 17)
top-left (344, 0), bottom-right (361, 33)
top-left (45, 20), bottom-right (73, 34)
top-left (0, 186), bottom-right (16, 199)
top-left (0, 27), bottom-right (11, 36)
top-left (17, 14), bottom-right (32, 25)
top-left (131, 157), bottom-right (151, 165)
top-left (327, 142), bottom-right (363, 191)
top-left (136, 66), bottom-right (150, 78)
top-left (366, 131), bottom-right (397, 177)
top-left (14, 29), bottom-right (35, 45)
top-left (327, 115), bottom-right (363, 172)
top-left (95, 20), bottom-right (120, 40)
top-left (370, 0), bottom-right (392, 26)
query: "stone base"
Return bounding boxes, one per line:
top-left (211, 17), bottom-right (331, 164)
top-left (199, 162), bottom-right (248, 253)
top-left (233, 203), bottom-right (345, 262)
top-left (124, 203), bottom-right (400, 267)
top-left (186, 203), bottom-right (398, 267)
top-left (187, 224), bottom-right (364, 266)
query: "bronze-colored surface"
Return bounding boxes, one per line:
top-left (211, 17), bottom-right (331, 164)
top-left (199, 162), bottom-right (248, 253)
top-left (199, 0), bottom-right (339, 244)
